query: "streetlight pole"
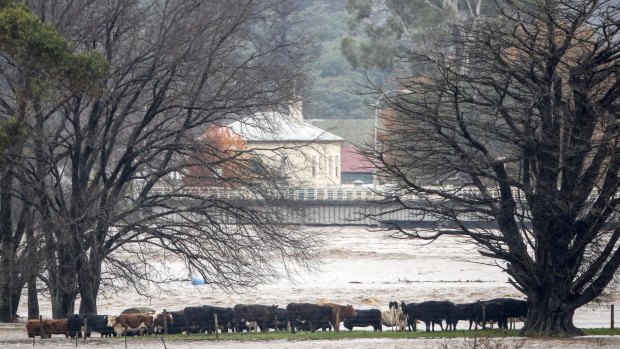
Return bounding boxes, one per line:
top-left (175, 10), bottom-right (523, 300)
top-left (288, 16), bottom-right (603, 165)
top-left (371, 89), bottom-right (411, 188)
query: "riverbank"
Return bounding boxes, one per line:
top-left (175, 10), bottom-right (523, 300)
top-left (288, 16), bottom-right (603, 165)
top-left (2, 326), bottom-right (620, 349)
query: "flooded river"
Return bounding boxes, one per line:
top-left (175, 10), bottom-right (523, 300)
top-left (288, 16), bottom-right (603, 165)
top-left (1, 226), bottom-right (618, 348)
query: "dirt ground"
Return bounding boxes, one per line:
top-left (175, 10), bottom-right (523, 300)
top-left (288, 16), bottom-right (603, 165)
top-left (1, 332), bottom-right (620, 349)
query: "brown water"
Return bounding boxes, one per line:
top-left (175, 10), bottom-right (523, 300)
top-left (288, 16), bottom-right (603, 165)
top-left (2, 226), bottom-right (618, 348)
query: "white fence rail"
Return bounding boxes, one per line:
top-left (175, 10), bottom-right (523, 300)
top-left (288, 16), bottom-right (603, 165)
top-left (152, 185), bottom-right (530, 202)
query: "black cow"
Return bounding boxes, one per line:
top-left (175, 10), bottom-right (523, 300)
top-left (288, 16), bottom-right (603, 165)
top-left (183, 306), bottom-right (213, 334)
top-left (83, 315), bottom-right (116, 337)
top-left (183, 305), bottom-right (233, 334)
top-left (448, 303), bottom-right (477, 330)
top-left (286, 303), bottom-right (333, 333)
top-left (212, 307), bottom-right (235, 333)
top-left (490, 298), bottom-right (528, 328)
top-left (269, 308), bottom-right (288, 331)
top-left (473, 301), bottom-right (505, 329)
top-left (165, 310), bottom-right (186, 334)
top-left (400, 302), bottom-right (417, 331)
top-left (234, 304), bottom-right (278, 333)
top-left (402, 301), bottom-right (454, 332)
top-left (67, 314), bottom-right (83, 338)
top-left (295, 318), bottom-right (332, 332)
top-left (343, 309), bottom-right (382, 331)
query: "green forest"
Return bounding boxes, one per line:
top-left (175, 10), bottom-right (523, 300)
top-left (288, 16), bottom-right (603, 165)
top-left (297, 0), bottom-right (385, 119)
top-left (299, 0), bottom-right (464, 119)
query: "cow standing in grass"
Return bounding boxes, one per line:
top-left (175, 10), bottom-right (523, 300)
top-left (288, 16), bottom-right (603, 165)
top-left (402, 301), bottom-right (454, 332)
top-left (319, 302), bottom-right (357, 331)
top-left (233, 304), bottom-right (278, 333)
top-left (344, 309), bottom-right (382, 331)
top-left (448, 303), bottom-right (477, 330)
top-left (31, 319), bottom-right (69, 338)
top-left (381, 301), bottom-right (407, 331)
top-left (286, 303), bottom-right (333, 333)
top-left (107, 313), bottom-right (153, 336)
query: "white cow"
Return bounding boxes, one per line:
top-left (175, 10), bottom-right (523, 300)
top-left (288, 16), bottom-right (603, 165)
top-left (381, 301), bottom-right (408, 331)
top-left (106, 314), bottom-right (152, 336)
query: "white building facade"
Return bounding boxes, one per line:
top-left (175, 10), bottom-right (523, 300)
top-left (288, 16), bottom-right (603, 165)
top-left (228, 100), bottom-right (344, 187)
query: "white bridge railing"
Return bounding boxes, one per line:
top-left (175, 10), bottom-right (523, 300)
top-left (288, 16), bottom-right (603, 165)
top-left (153, 185), bottom-right (386, 201)
top-left (151, 185), bottom-right (530, 202)
top-left (148, 185), bottom-right (541, 225)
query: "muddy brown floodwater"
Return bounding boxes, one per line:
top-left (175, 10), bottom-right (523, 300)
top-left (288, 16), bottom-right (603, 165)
top-left (1, 226), bottom-right (618, 348)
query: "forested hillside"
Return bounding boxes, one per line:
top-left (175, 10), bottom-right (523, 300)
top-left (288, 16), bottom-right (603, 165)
top-left (298, 0), bottom-right (386, 119)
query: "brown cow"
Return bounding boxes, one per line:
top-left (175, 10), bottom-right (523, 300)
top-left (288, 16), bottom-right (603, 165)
top-left (41, 319), bottom-right (69, 338)
top-left (107, 313), bottom-right (154, 336)
top-left (26, 319), bottom-right (42, 338)
top-left (319, 302), bottom-right (357, 332)
top-left (152, 312), bottom-right (173, 334)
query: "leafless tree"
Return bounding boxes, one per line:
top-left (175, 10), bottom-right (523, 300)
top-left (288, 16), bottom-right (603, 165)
top-left (3, 0), bottom-right (319, 318)
top-left (0, 0), bottom-right (107, 322)
top-left (369, 0), bottom-right (620, 336)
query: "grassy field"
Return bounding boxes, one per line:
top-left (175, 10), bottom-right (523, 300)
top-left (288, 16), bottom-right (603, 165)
top-left (154, 328), bottom-right (620, 341)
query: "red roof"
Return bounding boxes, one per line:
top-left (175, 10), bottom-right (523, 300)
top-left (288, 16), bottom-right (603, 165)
top-left (341, 145), bottom-right (374, 173)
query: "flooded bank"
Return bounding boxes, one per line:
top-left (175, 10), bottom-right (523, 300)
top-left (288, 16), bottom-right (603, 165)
top-left (2, 226), bottom-right (618, 347)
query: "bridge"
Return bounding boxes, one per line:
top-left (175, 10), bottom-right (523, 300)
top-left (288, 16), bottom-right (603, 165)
top-left (153, 185), bottom-right (497, 226)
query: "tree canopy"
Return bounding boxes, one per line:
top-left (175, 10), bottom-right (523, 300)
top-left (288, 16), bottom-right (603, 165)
top-left (0, 0), bottom-right (318, 321)
top-left (0, 0), bottom-right (108, 322)
top-left (370, 0), bottom-right (620, 337)
top-left (342, 0), bottom-right (492, 71)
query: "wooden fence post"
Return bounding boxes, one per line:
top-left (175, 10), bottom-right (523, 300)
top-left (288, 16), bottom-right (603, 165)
top-left (83, 318), bottom-right (88, 340)
top-left (335, 308), bottom-right (340, 332)
top-left (611, 304), bottom-right (615, 330)
top-left (214, 313), bottom-right (219, 339)
top-left (39, 315), bottom-right (43, 339)
top-left (482, 305), bottom-right (486, 329)
top-left (163, 309), bottom-right (168, 335)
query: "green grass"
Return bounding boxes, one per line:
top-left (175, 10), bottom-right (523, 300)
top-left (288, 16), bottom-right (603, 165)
top-left (132, 327), bottom-right (620, 341)
top-left (583, 328), bottom-right (620, 336)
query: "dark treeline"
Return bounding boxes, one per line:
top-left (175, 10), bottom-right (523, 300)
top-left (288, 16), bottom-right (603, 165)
top-left (0, 0), bottom-right (321, 322)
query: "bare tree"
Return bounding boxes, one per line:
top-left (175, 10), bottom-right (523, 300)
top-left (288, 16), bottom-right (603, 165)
top-left (370, 0), bottom-right (620, 336)
top-left (7, 0), bottom-right (319, 318)
top-left (0, 1), bottom-right (108, 321)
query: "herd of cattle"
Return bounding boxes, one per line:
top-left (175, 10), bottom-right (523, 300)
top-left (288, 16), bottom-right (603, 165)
top-left (25, 298), bottom-right (528, 338)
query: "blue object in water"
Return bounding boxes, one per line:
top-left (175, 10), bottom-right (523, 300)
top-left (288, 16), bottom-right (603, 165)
top-left (191, 276), bottom-right (205, 285)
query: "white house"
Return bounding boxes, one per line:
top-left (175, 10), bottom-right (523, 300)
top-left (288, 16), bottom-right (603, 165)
top-left (227, 99), bottom-right (344, 187)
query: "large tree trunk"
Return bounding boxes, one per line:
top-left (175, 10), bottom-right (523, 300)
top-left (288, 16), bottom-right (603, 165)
top-left (78, 282), bottom-right (98, 316)
top-left (77, 255), bottom-right (102, 315)
top-left (521, 290), bottom-right (583, 336)
top-left (0, 252), bottom-right (22, 322)
top-left (27, 279), bottom-right (39, 320)
top-left (0, 250), bottom-right (14, 322)
top-left (48, 239), bottom-right (78, 319)
top-left (51, 290), bottom-right (76, 319)
top-left (25, 221), bottom-right (39, 320)
top-left (77, 224), bottom-right (108, 315)
top-left (0, 171), bottom-right (20, 323)
top-left (0, 289), bottom-right (20, 323)
top-left (0, 264), bottom-right (20, 322)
